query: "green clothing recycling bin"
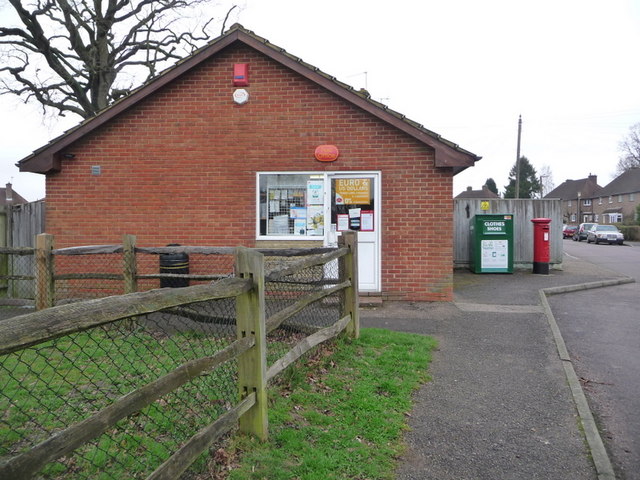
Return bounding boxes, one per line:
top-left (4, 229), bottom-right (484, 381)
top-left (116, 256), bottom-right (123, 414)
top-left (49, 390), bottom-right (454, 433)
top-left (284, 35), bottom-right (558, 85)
top-left (470, 214), bottom-right (514, 273)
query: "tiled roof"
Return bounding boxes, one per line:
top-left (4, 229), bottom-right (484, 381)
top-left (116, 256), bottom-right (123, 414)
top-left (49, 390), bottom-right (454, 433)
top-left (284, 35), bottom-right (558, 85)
top-left (17, 24), bottom-right (480, 175)
top-left (544, 175), bottom-right (602, 200)
top-left (0, 185), bottom-right (27, 206)
top-left (602, 207), bottom-right (623, 214)
top-left (455, 186), bottom-right (500, 199)
top-left (596, 167), bottom-right (640, 197)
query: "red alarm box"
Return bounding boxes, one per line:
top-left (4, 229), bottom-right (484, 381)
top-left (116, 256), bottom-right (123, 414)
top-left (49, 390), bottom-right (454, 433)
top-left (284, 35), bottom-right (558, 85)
top-left (233, 63), bottom-right (249, 87)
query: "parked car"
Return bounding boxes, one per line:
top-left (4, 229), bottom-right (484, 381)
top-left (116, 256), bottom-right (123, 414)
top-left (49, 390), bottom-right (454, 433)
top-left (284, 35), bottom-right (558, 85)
top-left (586, 225), bottom-right (624, 245)
top-left (562, 224), bottom-right (578, 239)
top-left (573, 223), bottom-right (597, 241)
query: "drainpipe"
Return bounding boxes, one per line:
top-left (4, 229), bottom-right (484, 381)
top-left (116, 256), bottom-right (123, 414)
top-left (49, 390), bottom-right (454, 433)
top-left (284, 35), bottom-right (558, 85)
top-left (5, 183), bottom-right (13, 248)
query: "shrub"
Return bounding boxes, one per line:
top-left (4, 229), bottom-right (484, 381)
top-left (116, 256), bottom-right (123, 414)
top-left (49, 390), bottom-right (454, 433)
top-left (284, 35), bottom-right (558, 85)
top-left (618, 225), bottom-right (640, 241)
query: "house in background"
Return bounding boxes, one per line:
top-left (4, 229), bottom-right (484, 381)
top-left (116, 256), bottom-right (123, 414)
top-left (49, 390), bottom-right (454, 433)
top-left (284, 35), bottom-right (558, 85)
top-left (593, 167), bottom-right (640, 224)
top-left (16, 24), bottom-right (480, 302)
top-left (544, 174), bottom-right (602, 224)
top-left (0, 183), bottom-right (27, 207)
top-left (455, 185), bottom-right (500, 199)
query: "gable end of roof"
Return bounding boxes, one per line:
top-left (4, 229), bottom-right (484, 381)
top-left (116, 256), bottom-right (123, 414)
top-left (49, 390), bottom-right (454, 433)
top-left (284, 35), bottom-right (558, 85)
top-left (18, 24), bottom-right (480, 175)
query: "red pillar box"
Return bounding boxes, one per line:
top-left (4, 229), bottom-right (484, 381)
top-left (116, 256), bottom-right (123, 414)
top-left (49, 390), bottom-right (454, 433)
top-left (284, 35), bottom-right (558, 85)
top-left (531, 218), bottom-right (551, 274)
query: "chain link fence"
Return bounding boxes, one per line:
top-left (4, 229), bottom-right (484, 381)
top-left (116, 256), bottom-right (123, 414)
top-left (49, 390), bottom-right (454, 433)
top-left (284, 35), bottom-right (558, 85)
top-left (264, 253), bottom-right (345, 363)
top-left (1, 297), bottom-right (238, 479)
top-left (0, 247), bottom-right (38, 310)
top-left (0, 237), bottom-right (357, 479)
top-left (53, 246), bottom-right (236, 303)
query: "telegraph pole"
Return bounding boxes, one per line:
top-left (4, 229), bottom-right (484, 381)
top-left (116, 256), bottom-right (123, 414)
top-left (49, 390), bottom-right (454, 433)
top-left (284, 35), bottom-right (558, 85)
top-left (515, 115), bottom-right (522, 198)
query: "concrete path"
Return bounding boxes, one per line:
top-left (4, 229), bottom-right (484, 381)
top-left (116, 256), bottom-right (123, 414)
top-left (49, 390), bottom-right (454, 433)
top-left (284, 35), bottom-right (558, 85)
top-left (361, 255), bottom-right (631, 480)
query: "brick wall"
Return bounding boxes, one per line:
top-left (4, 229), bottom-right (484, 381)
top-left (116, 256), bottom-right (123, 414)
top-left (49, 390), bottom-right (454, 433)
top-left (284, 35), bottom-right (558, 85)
top-left (46, 44), bottom-right (455, 301)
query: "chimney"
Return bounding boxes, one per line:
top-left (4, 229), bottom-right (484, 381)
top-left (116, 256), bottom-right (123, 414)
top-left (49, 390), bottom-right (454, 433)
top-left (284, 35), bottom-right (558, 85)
top-left (466, 186), bottom-right (473, 191)
top-left (5, 183), bottom-right (13, 204)
top-left (588, 174), bottom-right (597, 183)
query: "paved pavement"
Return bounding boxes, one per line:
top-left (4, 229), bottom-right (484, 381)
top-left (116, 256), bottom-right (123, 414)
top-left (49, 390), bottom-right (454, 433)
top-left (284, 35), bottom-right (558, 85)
top-left (361, 255), bottom-right (633, 480)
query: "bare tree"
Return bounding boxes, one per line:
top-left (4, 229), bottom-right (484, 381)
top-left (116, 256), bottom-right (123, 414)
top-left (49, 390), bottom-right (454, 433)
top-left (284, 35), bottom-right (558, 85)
top-left (538, 164), bottom-right (554, 198)
top-left (617, 123), bottom-right (640, 174)
top-left (0, 0), bottom-right (239, 119)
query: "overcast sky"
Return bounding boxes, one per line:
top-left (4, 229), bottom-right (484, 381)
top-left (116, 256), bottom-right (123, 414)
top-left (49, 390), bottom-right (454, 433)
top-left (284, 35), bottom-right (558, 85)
top-left (2, 0), bottom-right (640, 201)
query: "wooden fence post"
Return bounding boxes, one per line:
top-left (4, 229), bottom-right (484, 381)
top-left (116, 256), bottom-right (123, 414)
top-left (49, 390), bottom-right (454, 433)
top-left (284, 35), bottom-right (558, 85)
top-left (35, 233), bottom-right (54, 310)
top-left (235, 246), bottom-right (268, 440)
top-left (339, 231), bottom-right (360, 339)
top-left (122, 234), bottom-right (137, 294)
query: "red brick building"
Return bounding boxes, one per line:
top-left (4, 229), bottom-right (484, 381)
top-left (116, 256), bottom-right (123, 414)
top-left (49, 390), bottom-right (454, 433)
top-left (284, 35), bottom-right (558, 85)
top-left (18, 25), bottom-right (479, 302)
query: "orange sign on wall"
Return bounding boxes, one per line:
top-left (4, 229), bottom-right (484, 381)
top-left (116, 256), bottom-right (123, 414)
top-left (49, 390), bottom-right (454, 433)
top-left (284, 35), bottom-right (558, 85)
top-left (335, 178), bottom-right (371, 205)
top-left (314, 145), bottom-right (339, 162)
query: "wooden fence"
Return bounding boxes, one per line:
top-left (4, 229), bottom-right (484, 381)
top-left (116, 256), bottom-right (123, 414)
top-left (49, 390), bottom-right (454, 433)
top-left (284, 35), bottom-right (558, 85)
top-left (0, 200), bottom-right (44, 301)
top-left (0, 233), bottom-right (359, 479)
top-left (454, 198), bottom-right (563, 268)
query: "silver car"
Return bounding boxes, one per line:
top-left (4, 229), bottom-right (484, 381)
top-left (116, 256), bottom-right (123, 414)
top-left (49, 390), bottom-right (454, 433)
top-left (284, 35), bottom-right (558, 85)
top-left (586, 225), bottom-right (624, 245)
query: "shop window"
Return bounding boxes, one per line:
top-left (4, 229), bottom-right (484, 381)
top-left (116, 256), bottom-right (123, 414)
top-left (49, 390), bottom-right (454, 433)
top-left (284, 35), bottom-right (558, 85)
top-left (258, 173), bottom-right (325, 237)
top-left (257, 172), bottom-right (378, 240)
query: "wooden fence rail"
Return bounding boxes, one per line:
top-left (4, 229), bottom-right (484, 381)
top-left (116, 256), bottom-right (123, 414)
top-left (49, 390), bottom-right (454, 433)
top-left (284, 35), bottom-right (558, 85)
top-left (0, 232), bottom-right (359, 480)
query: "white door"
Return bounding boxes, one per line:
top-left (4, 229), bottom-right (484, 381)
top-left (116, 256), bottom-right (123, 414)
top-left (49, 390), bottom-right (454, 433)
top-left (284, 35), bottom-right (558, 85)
top-left (324, 172), bottom-right (381, 292)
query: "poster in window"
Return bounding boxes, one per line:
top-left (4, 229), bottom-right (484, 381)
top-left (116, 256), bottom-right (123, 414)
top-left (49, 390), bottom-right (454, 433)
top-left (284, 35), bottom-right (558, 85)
top-left (360, 210), bottom-right (374, 231)
top-left (335, 178), bottom-right (371, 205)
top-left (306, 205), bottom-right (324, 235)
top-left (337, 214), bottom-right (349, 231)
top-left (294, 218), bottom-right (306, 235)
top-left (348, 208), bottom-right (361, 230)
top-left (307, 180), bottom-right (324, 205)
top-left (290, 206), bottom-right (306, 219)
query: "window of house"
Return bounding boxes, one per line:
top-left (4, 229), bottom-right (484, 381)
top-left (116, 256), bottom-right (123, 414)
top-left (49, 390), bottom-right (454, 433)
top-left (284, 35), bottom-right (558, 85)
top-left (583, 199), bottom-right (591, 206)
top-left (609, 196), bottom-right (613, 203)
top-left (568, 200), bottom-right (572, 207)
top-left (618, 195), bottom-right (623, 203)
top-left (257, 173), bottom-right (326, 238)
top-left (594, 214), bottom-right (599, 222)
top-left (570, 213), bottom-right (576, 222)
top-left (630, 193), bottom-right (636, 201)
top-left (598, 197), bottom-right (603, 205)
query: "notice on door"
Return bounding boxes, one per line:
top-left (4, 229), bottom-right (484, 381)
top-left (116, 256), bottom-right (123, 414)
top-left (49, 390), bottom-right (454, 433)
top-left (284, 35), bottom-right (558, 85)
top-left (335, 178), bottom-right (370, 205)
top-left (481, 239), bottom-right (508, 269)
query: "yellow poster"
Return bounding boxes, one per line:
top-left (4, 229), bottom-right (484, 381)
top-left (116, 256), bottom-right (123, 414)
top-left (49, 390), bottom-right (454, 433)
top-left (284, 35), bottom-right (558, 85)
top-left (335, 178), bottom-right (371, 205)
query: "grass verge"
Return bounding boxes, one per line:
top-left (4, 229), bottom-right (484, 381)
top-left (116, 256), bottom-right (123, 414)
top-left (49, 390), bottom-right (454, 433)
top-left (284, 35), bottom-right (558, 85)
top-left (211, 327), bottom-right (437, 480)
